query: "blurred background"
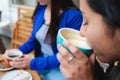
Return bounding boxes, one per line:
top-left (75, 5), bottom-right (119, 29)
top-left (0, 0), bottom-right (79, 53)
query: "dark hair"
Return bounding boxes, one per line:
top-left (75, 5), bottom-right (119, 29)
top-left (47, 0), bottom-right (79, 45)
top-left (87, 0), bottom-right (120, 36)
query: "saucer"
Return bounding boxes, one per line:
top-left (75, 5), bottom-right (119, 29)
top-left (1, 70), bottom-right (32, 80)
top-left (0, 67), bottom-right (14, 71)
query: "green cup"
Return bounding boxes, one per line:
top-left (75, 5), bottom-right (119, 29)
top-left (57, 28), bottom-right (93, 56)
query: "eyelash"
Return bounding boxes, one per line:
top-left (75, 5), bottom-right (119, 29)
top-left (82, 17), bottom-right (89, 31)
top-left (82, 16), bottom-right (88, 26)
top-left (83, 22), bottom-right (88, 25)
top-left (82, 18), bottom-right (88, 26)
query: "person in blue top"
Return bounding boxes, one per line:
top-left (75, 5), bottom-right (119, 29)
top-left (8, 0), bottom-right (83, 79)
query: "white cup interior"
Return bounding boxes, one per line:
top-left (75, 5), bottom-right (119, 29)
top-left (5, 49), bottom-right (23, 60)
top-left (60, 28), bottom-right (91, 49)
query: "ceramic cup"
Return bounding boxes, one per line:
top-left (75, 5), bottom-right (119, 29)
top-left (56, 28), bottom-right (93, 56)
top-left (5, 49), bottom-right (23, 61)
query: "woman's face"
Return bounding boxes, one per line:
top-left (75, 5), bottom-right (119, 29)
top-left (38, 0), bottom-right (50, 5)
top-left (80, 0), bottom-right (120, 63)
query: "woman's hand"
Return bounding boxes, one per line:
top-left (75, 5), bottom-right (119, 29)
top-left (9, 55), bottom-right (32, 69)
top-left (57, 41), bottom-right (95, 80)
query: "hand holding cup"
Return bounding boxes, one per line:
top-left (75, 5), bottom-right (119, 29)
top-left (4, 49), bottom-right (23, 66)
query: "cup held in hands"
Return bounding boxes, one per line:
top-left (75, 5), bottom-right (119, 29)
top-left (57, 28), bottom-right (93, 56)
top-left (5, 49), bottom-right (23, 61)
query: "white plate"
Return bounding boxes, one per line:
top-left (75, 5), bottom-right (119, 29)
top-left (1, 70), bottom-right (32, 80)
top-left (0, 67), bottom-right (14, 71)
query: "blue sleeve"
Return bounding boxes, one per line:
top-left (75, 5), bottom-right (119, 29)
top-left (65, 9), bottom-right (83, 30)
top-left (30, 55), bottom-right (59, 70)
top-left (18, 34), bottom-right (35, 54)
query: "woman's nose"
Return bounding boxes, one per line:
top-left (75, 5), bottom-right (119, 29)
top-left (79, 26), bottom-right (86, 37)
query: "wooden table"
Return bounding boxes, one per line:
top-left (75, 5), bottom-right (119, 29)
top-left (0, 54), bottom-right (41, 80)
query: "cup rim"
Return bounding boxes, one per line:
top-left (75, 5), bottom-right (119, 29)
top-left (5, 49), bottom-right (23, 60)
top-left (58, 28), bottom-right (79, 40)
top-left (58, 28), bottom-right (92, 50)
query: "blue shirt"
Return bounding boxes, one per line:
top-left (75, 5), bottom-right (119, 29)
top-left (18, 5), bottom-right (83, 70)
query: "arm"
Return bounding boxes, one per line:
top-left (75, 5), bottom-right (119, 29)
top-left (30, 55), bottom-right (59, 70)
top-left (58, 9), bottom-right (83, 30)
top-left (18, 33), bottom-right (35, 54)
top-left (65, 9), bottom-right (83, 30)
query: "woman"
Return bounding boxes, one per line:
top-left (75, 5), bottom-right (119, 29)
top-left (8, 0), bottom-right (83, 80)
top-left (57, 0), bottom-right (120, 80)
